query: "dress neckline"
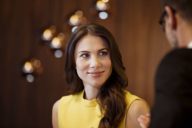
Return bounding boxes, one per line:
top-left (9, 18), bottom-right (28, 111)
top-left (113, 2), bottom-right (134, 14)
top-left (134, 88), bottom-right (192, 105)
top-left (77, 90), bottom-right (98, 107)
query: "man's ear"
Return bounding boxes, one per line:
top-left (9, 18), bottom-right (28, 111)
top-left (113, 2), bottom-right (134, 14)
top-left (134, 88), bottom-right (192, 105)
top-left (164, 6), bottom-right (177, 30)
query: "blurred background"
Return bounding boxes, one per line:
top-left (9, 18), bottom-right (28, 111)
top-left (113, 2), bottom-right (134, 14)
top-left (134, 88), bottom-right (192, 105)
top-left (0, 0), bottom-right (170, 127)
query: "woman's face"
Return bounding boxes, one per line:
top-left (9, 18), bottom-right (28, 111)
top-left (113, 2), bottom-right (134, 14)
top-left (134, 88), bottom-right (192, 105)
top-left (74, 34), bottom-right (112, 89)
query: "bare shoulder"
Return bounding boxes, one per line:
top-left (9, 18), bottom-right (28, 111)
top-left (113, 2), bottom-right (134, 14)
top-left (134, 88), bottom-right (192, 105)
top-left (52, 100), bottom-right (60, 128)
top-left (53, 100), bottom-right (60, 111)
top-left (129, 99), bottom-right (149, 115)
top-left (126, 99), bottom-right (150, 128)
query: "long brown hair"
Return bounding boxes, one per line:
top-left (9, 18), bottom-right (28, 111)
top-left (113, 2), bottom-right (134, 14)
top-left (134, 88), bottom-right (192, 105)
top-left (64, 23), bottom-right (128, 128)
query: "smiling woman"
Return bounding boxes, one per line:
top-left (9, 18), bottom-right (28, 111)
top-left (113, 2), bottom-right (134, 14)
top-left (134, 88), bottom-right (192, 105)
top-left (52, 23), bottom-right (150, 128)
top-left (75, 34), bottom-right (112, 98)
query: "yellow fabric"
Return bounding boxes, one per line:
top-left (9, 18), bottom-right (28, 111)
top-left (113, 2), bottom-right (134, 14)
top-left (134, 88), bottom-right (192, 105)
top-left (57, 90), bottom-right (140, 128)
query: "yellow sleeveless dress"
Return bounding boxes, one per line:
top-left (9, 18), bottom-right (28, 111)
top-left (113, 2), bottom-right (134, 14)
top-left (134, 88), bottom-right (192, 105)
top-left (57, 90), bottom-right (140, 128)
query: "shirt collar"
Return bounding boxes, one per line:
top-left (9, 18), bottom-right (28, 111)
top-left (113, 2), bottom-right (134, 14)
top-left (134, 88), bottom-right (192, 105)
top-left (187, 41), bottom-right (192, 49)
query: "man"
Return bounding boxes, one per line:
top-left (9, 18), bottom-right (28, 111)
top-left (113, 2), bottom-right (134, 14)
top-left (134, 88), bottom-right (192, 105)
top-left (149, 0), bottom-right (192, 128)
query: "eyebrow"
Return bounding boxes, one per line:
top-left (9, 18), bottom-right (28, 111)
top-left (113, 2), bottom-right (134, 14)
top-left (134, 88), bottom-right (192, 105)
top-left (98, 48), bottom-right (109, 51)
top-left (77, 48), bottom-right (109, 53)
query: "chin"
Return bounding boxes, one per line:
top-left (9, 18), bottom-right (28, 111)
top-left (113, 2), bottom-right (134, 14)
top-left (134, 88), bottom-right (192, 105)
top-left (90, 81), bottom-right (105, 88)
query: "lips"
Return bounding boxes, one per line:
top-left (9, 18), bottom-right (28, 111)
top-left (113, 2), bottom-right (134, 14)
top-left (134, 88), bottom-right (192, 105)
top-left (87, 71), bottom-right (104, 77)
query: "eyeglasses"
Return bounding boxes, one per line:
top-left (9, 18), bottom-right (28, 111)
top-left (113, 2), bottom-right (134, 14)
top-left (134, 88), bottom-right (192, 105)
top-left (158, 8), bottom-right (176, 31)
top-left (159, 10), bottom-right (167, 31)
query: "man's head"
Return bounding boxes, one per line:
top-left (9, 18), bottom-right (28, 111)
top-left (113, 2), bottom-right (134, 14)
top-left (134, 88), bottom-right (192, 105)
top-left (161, 0), bottom-right (192, 22)
top-left (159, 0), bottom-right (192, 48)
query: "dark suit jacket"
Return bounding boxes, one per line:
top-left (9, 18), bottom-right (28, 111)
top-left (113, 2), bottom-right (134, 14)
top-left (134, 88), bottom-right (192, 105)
top-left (149, 48), bottom-right (192, 128)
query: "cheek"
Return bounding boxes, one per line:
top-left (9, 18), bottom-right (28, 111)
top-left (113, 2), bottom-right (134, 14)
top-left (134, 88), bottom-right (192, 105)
top-left (105, 59), bottom-right (112, 70)
top-left (76, 60), bottom-right (88, 73)
top-left (76, 63), bottom-right (84, 80)
top-left (106, 57), bottom-right (112, 66)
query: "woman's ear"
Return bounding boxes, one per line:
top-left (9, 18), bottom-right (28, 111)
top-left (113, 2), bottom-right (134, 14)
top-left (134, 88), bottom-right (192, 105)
top-left (164, 6), bottom-right (177, 30)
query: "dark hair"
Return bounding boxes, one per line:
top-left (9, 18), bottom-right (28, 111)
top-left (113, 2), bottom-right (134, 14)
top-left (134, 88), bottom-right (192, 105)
top-left (64, 23), bottom-right (128, 128)
top-left (161, 0), bottom-right (192, 22)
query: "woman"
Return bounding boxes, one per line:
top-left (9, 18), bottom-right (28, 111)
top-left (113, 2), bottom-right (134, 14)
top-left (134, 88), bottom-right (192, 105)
top-left (52, 23), bottom-right (149, 128)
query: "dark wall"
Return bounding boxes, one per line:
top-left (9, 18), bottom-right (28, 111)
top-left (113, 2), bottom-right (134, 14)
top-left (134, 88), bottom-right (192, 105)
top-left (0, 0), bottom-right (170, 127)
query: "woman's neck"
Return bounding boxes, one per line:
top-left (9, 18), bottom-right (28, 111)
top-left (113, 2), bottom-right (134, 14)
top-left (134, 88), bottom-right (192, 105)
top-left (83, 85), bottom-right (100, 100)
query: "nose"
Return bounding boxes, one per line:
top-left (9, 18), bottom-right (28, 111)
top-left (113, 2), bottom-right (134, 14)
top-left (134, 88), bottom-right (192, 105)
top-left (90, 56), bottom-right (101, 68)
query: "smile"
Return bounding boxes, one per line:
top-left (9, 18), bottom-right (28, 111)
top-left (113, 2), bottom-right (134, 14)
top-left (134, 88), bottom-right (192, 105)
top-left (87, 71), bottom-right (104, 76)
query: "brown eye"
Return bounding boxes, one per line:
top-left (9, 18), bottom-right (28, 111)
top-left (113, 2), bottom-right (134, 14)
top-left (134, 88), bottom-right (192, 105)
top-left (80, 53), bottom-right (90, 59)
top-left (99, 50), bottom-right (109, 56)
